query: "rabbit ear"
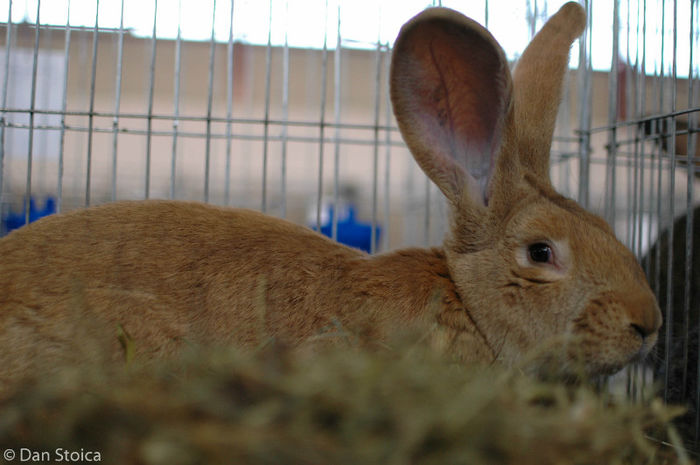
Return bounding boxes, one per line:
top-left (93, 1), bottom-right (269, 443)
top-left (390, 8), bottom-right (512, 207)
top-left (511, 2), bottom-right (586, 180)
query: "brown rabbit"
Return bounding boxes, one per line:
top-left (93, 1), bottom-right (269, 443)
top-left (0, 2), bottom-right (660, 392)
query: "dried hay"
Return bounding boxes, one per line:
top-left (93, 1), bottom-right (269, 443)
top-left (0, 340), bottom-right (689, 465)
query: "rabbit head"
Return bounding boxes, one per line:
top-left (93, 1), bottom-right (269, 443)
top-left (390, 2), bottom-right (661, 377)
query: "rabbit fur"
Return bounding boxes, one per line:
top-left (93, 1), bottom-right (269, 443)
top-left (0, 2), bottom-right (661, 392)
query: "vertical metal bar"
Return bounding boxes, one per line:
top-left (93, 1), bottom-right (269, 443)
top-left (145, 0), bottom-right (158, 199)
top-left (170, 0), bottom-right (183, 200)
top-left (643, 0), bottom-right (655, 286)
top-left (666, 0), bottom-right (681, 401)
top-left (651, 116), bottom-right (661, 298)
top-left (57, 0), bottom-right (71, 213)
top-left (370, 35), bottom-right (381, 254)
top-left (332, 4), bottom-right (341, 241)
top-left (84, 0), bottom-right (100, 207)
top-left (111, 0), bottom-right (125, 202)
top-left (24, 0), bottom-right (42, 224)
top-left (640, 0), bottom-right (654, 281)
top-left (204, 0), bottom-right (217, 203)
top-left (0, 0), bottom-right (11, 110)
top-left (636, 0), bottom-right (648, 263)
top-left (224, 0), bottom-right (235, 205)
top-left (382, 45), bottom-right (391, 252)
top-left (280, 0), bottom-right (289, 218)
top-left (605, 0), bottom-right (620, 228)
top-left (484, 0), bottom-right (489, 28)
top-left (625, 0), bottom-right (635, 248)
top-left (526, 0), bottom-right (537, 39)
top-left (624, 0), bottom-right (636, 398)
top-left (634, 128), bottom-right (646, 259)
top-left (577, 0), bottom-right (592, 208)
top-left (657, 0), bottom-right (671, 405)
top-left (316, 0), bottom-right (329, 231)
top-left (261, 0), bottom-right (273, 213)
top-left (0, 0), bottom-right (13, 206)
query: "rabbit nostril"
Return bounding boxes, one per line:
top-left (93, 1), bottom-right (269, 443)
top-left (630, 323), bottom-right (652, 339)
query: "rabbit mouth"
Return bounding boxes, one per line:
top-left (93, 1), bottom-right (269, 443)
top-left (521, 329), bottom-right (657, 380)
top-left (576, 334), bottom-right (658, 378)
top-left (627, 334), bottom-right (658, 366)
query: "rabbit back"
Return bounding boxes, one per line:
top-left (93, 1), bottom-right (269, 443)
top-left (0, 202), bottom-right (351, 375)
top-left (0, 200), bottom-right (476, 387)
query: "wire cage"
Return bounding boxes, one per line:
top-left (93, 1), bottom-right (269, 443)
top-left (0, 0), bottom-right (698, 452)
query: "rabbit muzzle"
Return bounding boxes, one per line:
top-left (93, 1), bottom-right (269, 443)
top-left (569, 289), bottom-right (662, 376)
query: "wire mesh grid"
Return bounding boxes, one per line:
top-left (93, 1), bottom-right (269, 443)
top-left (0, 0), bottom-right (698, 452)
top-left (0, 0), bottom-right (588, 253)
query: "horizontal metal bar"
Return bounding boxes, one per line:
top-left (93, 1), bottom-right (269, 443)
top-left (603, 129), bottom-right (699, 148)
top-left (584, 108), bottom-right (700, 134)
top-left (0, 107), bottom-right (404, 132)
top-left (0, 119), bottom-right (585, 151)
top-left (0, 120), bottom-right (409, 147)
top-left (1, 22), bottom-right (132, 34)
top-left (0, 109), bottom-right (589, 149)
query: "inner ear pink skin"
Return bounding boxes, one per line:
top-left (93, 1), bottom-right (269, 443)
top-left (391, 14), bottom-right (511, 206)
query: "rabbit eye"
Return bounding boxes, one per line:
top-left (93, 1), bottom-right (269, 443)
top-left (528, 243), bottom-right (553, 264)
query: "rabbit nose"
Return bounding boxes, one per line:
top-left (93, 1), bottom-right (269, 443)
top-left (630, 323), bottom-right (654, 339)
top-left (626, 293), bottom-right (662, 340)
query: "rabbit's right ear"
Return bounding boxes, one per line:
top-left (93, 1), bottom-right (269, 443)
top-left (390, 8), bottom-right (512, 207)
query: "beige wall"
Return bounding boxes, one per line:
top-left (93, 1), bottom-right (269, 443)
top-left (1, 24), bottom-right (697, 249)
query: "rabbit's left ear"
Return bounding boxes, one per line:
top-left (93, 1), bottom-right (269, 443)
top-left (511, 2), bottom-right (586, 181)
top-left (390, 8), bottom-right (512, 208)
